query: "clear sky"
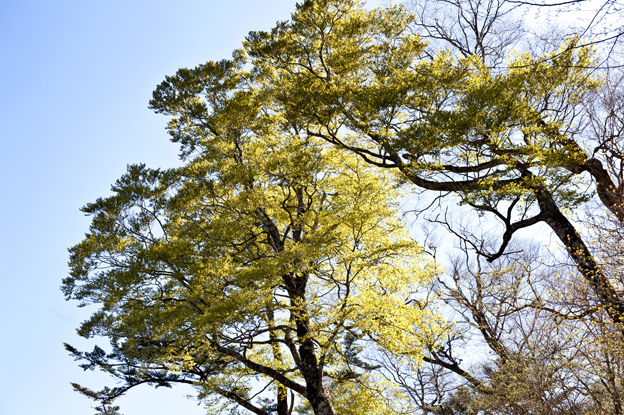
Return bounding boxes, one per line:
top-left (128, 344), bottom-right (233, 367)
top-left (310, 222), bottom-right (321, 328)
top-left (0, 0), bottom-right (376, 414)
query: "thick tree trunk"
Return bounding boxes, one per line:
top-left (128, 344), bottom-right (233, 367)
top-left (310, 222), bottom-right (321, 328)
top-left (276, 384), bottom-right (288, 415)
top-left (298, 337), bottom-right (336, 415)
top-left (585, 158), bottom-right (624, 224)
top-left (262, 188), bottom-right (337, 415)
top-left (285, 274), bottom-right (337, 415)
top-left (534, 186), bottom-right (624, 326)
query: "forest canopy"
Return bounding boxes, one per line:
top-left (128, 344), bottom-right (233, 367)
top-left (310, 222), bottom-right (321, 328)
top-left (65, 0), bottom-right (624, 414)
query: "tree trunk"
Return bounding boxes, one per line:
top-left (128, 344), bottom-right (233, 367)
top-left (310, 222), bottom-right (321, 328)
top-left (297, 337), bottom-right (336, 415)
top-left (535, 186), bottom-right (624, 327)
top-left (285, 273), bottom-right (337, 415)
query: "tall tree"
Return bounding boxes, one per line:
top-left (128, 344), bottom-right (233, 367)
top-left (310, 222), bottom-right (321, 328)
top-left (64, 58), bottom-right (444, 415)
top-left (375, 0), bottom-right (624, 412)
top-left (66, 0), bottom-right (624, 413)
top-left (243, 0), bottom-right (624, 327)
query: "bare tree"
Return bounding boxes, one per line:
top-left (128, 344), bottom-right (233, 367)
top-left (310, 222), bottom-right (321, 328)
top-left (404, 0), bottom-right (526, 66)
top-left (378, 238), bottom-right (624, 414)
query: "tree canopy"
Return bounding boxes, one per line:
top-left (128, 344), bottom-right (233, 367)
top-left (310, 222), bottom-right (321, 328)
top-left (65, 0), bottom-right (624, 414)
top-left (64, 50), bottom-right (445, 415)
top-left (242, 0), bottom-right (624, 327)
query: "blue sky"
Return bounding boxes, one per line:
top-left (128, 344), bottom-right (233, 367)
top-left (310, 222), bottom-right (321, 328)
top-left (0, 0), bottom-right (377, 413)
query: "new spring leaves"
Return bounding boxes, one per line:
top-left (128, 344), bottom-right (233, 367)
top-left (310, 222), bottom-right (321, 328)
top-left (64, 0), bottom-right (604, 414)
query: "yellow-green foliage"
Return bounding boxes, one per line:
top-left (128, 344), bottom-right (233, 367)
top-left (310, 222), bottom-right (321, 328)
top-left (247, 0), bottom-right (601, 212)
top-left (65, 0), bottom-right (601, 412)
top-left (64, 17), bottom-right (445, 410)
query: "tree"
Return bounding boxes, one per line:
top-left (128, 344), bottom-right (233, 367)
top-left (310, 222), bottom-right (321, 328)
top-left (387, 0), bottom-right (624, 413)
top-left (64, 57), bottom-right (445, 414)
top-left (404, 0), bottom-right (526, 67)
top-left (242, 0), bottom-right (624, 328)
top-left (402, 0), bottom-right (623, 69)
top-left (239, 0), bottom-right (624, 412)
top-left (381, 237), bottom-right (624, 414)
top-left (66, 0), bottom-right (624, 413)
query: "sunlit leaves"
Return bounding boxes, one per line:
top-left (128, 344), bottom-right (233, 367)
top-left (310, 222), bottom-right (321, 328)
top-left (65, 8), bottom-right (444, 409)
